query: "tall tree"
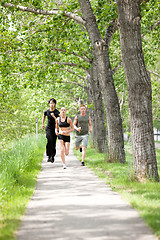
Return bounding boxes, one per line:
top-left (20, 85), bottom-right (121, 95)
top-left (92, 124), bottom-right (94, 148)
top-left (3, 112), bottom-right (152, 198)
top-left (116, 0), bottom-right (159, 181)
top-left (78, 0), bottom-right (125, 162)
top-left (87, 58), bottom-right (108, 153)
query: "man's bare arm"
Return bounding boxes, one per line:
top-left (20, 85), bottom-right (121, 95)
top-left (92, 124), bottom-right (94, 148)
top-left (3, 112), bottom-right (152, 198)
top-left (89, 116), bottom-right (92, 133)
top-left (73, 116), bottom-right (81, 132)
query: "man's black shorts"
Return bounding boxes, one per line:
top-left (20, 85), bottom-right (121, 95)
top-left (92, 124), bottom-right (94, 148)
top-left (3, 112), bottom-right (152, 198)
top-left (58, 134), bottom-right (70, 142)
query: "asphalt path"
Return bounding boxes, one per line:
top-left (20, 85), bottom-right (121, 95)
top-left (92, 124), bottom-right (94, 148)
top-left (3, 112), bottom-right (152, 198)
top-left (155, 142), bottom-right (160, 150)
top-left (16, 138), bottom-right (159, 240)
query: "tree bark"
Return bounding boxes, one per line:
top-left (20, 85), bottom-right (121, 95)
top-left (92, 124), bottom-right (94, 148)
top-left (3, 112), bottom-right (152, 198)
top-left (86, 83), bottom-right (96, 147)
top-left (78, 0), bottom-right (125, 163)
top-left (88, 59), bottom-right (108, 153)
top-left (116, 0), bottom-right (159, 180)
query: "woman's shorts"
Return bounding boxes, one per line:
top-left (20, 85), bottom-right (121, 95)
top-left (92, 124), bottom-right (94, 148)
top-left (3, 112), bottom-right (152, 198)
top-left (58, 134), bottom-right (70, 143)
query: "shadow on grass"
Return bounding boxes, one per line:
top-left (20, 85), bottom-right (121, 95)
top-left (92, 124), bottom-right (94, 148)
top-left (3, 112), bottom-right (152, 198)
top-left (0, 218), bottom-right (21, 240)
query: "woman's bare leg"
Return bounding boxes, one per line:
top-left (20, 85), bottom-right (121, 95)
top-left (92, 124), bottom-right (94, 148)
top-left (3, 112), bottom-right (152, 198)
top-left (65, 142), bottom-right (70, 156)
top-left (58, 140), bottom-right (65, 164)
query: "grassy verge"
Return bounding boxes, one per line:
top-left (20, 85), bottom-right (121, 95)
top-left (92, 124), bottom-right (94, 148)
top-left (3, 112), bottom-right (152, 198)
top-left (74, 140), bottom-right (160, 239)
top-left (0, 134), bottom-right (46, 240)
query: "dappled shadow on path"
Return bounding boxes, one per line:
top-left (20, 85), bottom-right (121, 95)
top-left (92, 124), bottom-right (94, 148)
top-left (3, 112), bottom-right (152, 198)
top-left (16, 143), bottom-right (158, 240)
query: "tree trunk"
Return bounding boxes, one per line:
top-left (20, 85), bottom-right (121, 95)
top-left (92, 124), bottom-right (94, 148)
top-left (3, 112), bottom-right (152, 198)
top-left (78, 0), bottom-right (125, 163)
top-left (116, 0), bottom-right (159, 181)
top-left (88, 59), bottom-right (108, 153)
top-left (86, 84), bottom-right (96, 147)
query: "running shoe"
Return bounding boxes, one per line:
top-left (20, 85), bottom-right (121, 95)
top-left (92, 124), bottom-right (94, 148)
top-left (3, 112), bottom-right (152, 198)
top-left (63, 164), bottom-right (67, 169)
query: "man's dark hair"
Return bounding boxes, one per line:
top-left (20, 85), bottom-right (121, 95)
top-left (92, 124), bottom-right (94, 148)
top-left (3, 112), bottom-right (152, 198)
top-left (48, 98), bottom-right (56, 105)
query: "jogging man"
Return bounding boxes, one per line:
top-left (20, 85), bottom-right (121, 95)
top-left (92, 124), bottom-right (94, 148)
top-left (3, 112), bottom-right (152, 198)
top-left (73, 104), bottom-right (92, 166)
top-left (42, 98), bottom-right (60, 163)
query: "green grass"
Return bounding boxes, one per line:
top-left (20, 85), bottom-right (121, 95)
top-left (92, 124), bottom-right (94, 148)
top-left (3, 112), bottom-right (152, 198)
top-left (1, 135), bottom-right (159, 239)
top-left (74, 141), bottom-right (160, 239)
top-left (0, 134), bottom-right (46, 240)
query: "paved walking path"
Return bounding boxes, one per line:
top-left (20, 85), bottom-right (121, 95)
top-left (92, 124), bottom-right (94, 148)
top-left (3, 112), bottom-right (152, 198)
top-left (155, 142), bottom-right (160, 150)
top-left (16, 139), bottom-right (158, 240)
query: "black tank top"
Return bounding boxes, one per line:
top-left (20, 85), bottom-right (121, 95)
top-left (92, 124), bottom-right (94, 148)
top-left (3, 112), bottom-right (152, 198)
top-left (59, 117), bottom-right (70, 128)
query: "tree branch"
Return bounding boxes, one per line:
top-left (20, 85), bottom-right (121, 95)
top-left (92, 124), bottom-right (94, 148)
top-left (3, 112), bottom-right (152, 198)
top-left (52, 47), bottom-right (91, 63)
top-left (51, 61), bottom-right (89, 72)
top-left (59, 68), bottom-right (86, 81)
top-left (1, 49), bottom-right (22, 55)
top-left (148, 70), bottom-right (160, 80)
top-left (142, 21), bottom-right (160, 38)
top-left (2, 45), bottom-right (92, 64)
top-left (112, 61), bottom-right (123, 75)
top-left (19, 30), bottom-right (40, 43)
top-left (0, 111), bottom-right (15, 115)
top-left (149, 21), bottom-right (160, 31)
top-left (113, 21), bottom-right (160, 74)
top-left (104, 19), bottom-right (118, 45)
top-left (3, 2), bottom-right (86, 25)
top-left (140, 0), bottom-right (150, 4)
top-left (11, 71), bottom-right (28, 75)
top-left (60, 80), bottom-right (88, 90)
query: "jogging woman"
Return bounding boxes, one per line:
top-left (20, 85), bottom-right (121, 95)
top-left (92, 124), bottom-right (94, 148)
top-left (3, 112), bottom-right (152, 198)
top-left (55, 107), bottom-right (74, 169)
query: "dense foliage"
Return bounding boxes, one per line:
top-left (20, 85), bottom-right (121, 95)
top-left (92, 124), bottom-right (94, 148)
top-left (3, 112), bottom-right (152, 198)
top-left (0, 0), bottom-right (159, 147)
